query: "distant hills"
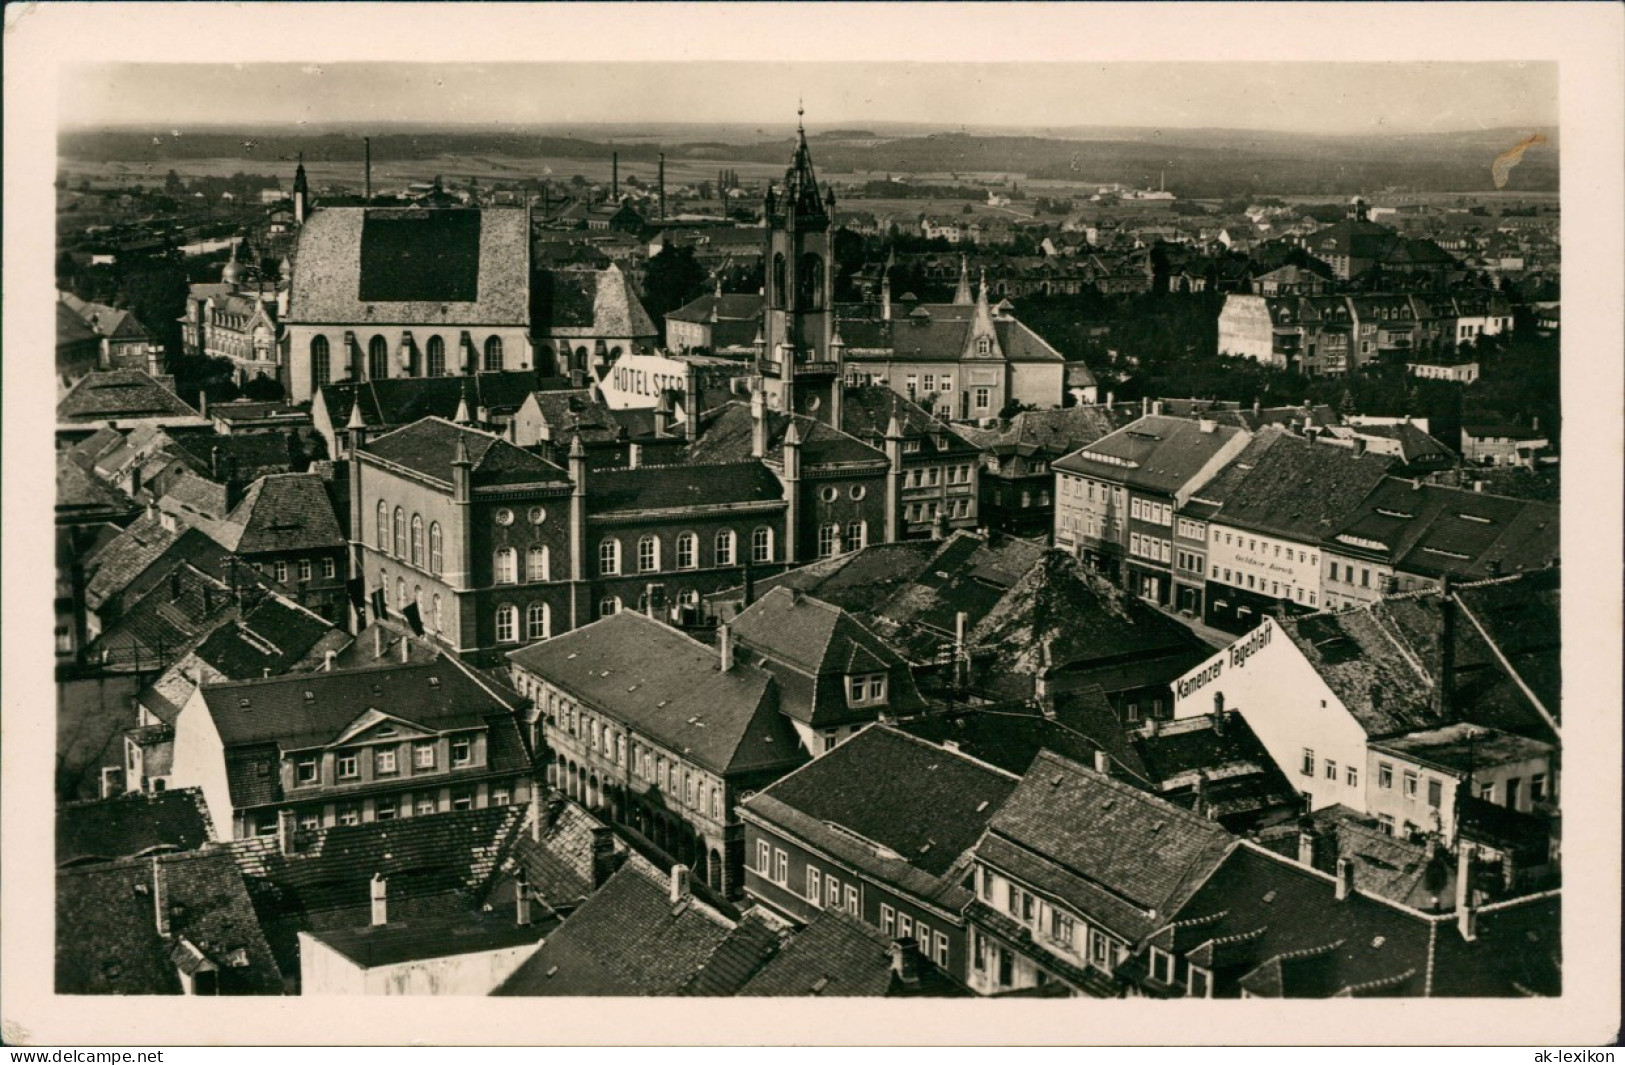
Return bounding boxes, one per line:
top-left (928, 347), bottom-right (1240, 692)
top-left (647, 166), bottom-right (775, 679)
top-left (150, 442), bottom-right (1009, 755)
top-left (59, 123), bottom-right (1558, 196)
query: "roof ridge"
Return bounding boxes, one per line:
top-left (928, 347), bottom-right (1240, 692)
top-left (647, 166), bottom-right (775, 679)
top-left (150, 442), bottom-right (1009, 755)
top-left (874, 723), bottom-right (1023, 781)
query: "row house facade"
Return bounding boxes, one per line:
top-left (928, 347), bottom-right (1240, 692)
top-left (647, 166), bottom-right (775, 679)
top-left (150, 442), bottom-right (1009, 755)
top-left (170, 658), bottom-right (533, 841)
top-left (964, 751), bottom-right (1233, 996)
top-left (507, 609), bottom-right (807, 897)
top-left (738, 725), bottom-right (1018, 987)
top-left (1051, 413), bottom-right (1251, 606)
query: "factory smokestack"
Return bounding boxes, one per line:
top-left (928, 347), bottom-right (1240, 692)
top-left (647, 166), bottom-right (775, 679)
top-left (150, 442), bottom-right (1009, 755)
top-left (612, 152), bottom-right (619, 201)
top-left (364, 137), bottom-right (372, 202)
top-left (659, 152), bottom-right (666, 221)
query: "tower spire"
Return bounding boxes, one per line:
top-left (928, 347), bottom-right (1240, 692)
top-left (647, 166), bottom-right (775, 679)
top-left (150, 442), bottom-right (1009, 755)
top-left (953, 254), bottom-right (973, 305)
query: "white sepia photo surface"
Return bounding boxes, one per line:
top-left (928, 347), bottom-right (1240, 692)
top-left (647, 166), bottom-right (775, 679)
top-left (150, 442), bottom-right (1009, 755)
top-left (3, 0), bottom-right (1621, 1048)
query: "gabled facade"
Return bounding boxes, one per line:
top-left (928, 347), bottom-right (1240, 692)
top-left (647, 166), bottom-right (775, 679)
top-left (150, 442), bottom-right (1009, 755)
top-left (171, 658), bottom-right (533, 841)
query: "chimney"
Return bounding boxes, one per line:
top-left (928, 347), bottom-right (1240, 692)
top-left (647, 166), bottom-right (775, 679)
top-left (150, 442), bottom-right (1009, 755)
top-left (278, 809), bottom-right (297, 857)
top-left (1530, 416), bottom-right (1539, 433)
top-left (1351, 437), bottom-right (1367, 457)
top-left (612, 152), bottom-right (619, 201)
top-left (152, 856), bottom-right (171, 937)
top-left (364, 137), bottom-right (372, 203)
top-left (889, 939), bottom-right (922, 986)
top-left (370, 873), bottom-right (388, 926)
top-left (750, 388), bottom-right (767, 458)
top-left (718, 623), bottom-right (734, 672)
top-left (627, 441), bottom-right (642, 470)
top-left (669, 864), bottom-right (692, 905)
top-left (515, 868), bottom-right (533, 927)
top-left (1212, 692), bottom-right (1226, 735)
top-left (1143, 715), bottom-right (1160, 737)
top-left (1334, 856), bottom-right (1354, 901)
top-left (1456, 843), bottom-right (1478, 941)
top-left (1152, 400), bottom-right (1164, 417)
top-left (1437, 577), bottom-right (1455, 719)
top-left (323, 648), bottom-right (337, 672)
top-left (1105, 390), bottom-right (1115, 408)
top-left (683, 361), bottom-right (700, 443)
top-left (1093, 749), bottom-right (1111, 776)
top-left (591, 826), bottom-right (617, 889)
top-left (742, 561), bottom-right (756, 607)
top-left (653, 393), bottom-right (672, 439)
top-left (1141, 396), bottom-right (1150, 418)
top-left (658, 152), bottom-right (666, 222)
top-left (530, 785), bottom-right (543, 842)
top-left (201, 585), bottom-right (214, 614)
top-left (401, 634), bottom-right (411, 663)
top-left (1197, 417), bottom-right (1216, 434)
top-left (1297, 824), bottom-right (1316, 867)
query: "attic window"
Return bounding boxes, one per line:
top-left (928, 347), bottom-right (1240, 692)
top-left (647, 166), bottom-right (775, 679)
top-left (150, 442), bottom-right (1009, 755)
top-left (238, 697), bottom-right (251, 708)
top-left (1262, 890), bottom-right (1277, 904)
top-left (811, 976), bottom-right (831, 994)
top-left (1371, 936), bottom-right (1385, 949)
top-left (303, 691), bottom-right (315, 703)
top-left (428, 677), bottom-right (440, 688)
top-left (226, 947), bottom-right (250, 967)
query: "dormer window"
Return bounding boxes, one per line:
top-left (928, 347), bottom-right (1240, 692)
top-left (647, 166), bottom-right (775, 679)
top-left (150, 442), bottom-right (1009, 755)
top-left (977, 336), bottom-right (993, 356)
top-left (451, 737), bottom-right (473, 767)
top-left (846, 672), bottom-right (888, 708)
top-left (335, 751), bottom-right (359, 779)
top-left (295, 758), bottom-right (318, 785)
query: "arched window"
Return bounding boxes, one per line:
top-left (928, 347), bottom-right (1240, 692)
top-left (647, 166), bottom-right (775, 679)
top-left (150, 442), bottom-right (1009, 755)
top-left (431, 594), bottom-right (442, 633)
top-left (527, 545), bottom-right (549, 582)
top-left (428, 522), bottom-right (443, 575)
top-left (395, 578), bottom-right (406, 611)
top-left (426, 336), bottom-right (446, 378)
top-left (845, 520), bottom-right (867, 553)
top-left (772, 253), bottom-right (787, 306)
top-left (599, 597), bottom-right (620, 617)
top-left (752, 526), bottom-right (774, 564)
top-left (484, 335), bottom-right (504, 372)
top-left (368, 335), bottom-right (389, 380)
top-left (599, 538), bottom-right (621, 576)
top-left (526, 602), bottom-right (549, 641)
top-left (637, 535), bottom-right (660, 573)
top-left (710, 787), bottom-right (720, 819)
top-left (495, 605), bottom-right (518, 644)
top-left (817, 523), bottom-right (840, 559)
top-left (494, 547), bottom-right (517, 584)
top-left (376, 500), bottom-right (388, 550)
top-left (714, 530), bottom-right (735, 567)
top-left (310, 335), bottom-right (331, 388)
top-left (410, 514), bottom-right (423, 566)
top-left (378, 571), bottom-right (388, 608)
top-left (675, 533), bottom-right (697, 570)
top-left (797, 252), bottom-right (825, 310)
top-left (393, 507), bottom-right (406, 557)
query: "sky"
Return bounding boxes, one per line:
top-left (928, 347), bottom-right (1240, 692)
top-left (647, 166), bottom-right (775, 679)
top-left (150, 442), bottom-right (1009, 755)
top-left (60, 62), bottom-right (1557, 136)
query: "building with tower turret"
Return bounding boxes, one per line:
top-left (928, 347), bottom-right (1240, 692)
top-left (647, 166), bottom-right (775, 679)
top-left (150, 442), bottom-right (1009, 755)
top-left (757, 110), bottom-right (844, 427)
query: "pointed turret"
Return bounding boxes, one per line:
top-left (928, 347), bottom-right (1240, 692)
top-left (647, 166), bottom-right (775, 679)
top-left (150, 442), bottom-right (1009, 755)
top-left (453, 380), bottom-right (474, 425)
top-left (964, 268), bottom-right (1004, 362)
top-left (451, 431), bottom-right (473, 504)
top-left (346, 396), bottom-right (367, 430)
top-left (953, 254), bottom-right (973, 305)
top-left (292, 152), bottom-right (309, 225)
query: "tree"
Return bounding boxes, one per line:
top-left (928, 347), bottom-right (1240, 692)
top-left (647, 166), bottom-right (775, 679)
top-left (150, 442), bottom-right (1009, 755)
top-left (164, 169), bottom-right (186, 196)
top-left (640, 245), bottom-right (707, 341)
top-left (242, 374), bottom-right (286, 401)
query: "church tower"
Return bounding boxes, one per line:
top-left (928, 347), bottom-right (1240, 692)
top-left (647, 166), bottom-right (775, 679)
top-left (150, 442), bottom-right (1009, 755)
top-left (758, 108), bottom-right (841, 425)
top-left (293, 153), bottom-right (310, 226)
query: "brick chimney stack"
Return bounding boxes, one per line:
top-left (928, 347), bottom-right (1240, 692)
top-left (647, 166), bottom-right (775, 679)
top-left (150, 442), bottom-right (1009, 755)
top-left (1335, 857), bottom-right (1355, 901)
top-left (515, 868), bottom-right (532, 927)
top-left (889, 938), bottom-right (922, 986)
top-left (669, 864), bottom-right (692, 905)
top-left (370, 873), bottom-right (388, 926)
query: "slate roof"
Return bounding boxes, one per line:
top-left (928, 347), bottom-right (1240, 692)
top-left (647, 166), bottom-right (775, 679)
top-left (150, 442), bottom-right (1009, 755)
top-left (1053, 415), bottom-right (1248, 497)
top-left (1370, 722), bottom-right (1554, 776)
top-left (307, 909), bottom-right (550, 968)
top-left (320, 371), bottom-right (557, 431)
top-left (363, 417), bottom-right (570, 488)
top-left (84, 512), bottom-right (199, 609)
top-left (288, 207), bottom-right (530, 325)
top-left (898, 697), bottom-right (1132, 783)
top-left (587, 461), bottom-right (785, 517)
top-left (507, 610), bottom-right (803, 777)
top-left (190, 591), bottom-right (344, 680)
top-left (1143, 841), bottom-right (1558, 998)
top-left (57, 453), bottom-right (137, 519)
top-left (60, 293), bottom-right (153, 341)
top-left (667, 291), bottom-right (766, 325)
top-left (957, 406), bottom-right (1127, 461)
top-left (89, 560), bottom-right (237, 663)
top-left (539, 264), bottom-right (658, 338)
top-left (744, 724), bottom-right (1017, 902)
top-left (1260, 807), bottom-right (1457, 911)
top-left (1129, 713), bottom-right (1302, 831)
top-left (1391, 488), bottom-right (1559, 582)
top-left (229, 805), bottom-right (527, 982)
top-left (58, 299), bottom-right (101, 346)
top-left (58, 789), bottom-right (216, 866)
top-left (687, 402), bottom-right (887, 470)
top-left (492, 858), bottom-right (739, 996)
top-left (680, 909), bottom-right (789, 996)
top-left (1205, 434), bottom-right (1396, 542)
top-left (969, 549), bottom-right (1204, 683)
top-left (1350, 422), bottom-right (1454, 467)
top-left (521, 388), bottom-right (624, 443)
top-left (165, 429), bottom-right (310, 483)
top-left (839, 310), bottom-right (1064, 364)
top-left (979, 751), bottom-right (1233, 941)
top-left (729, 587), bottom-right (928, 726)
top-left (738, 909), bottom-right (968, 997)
top-left (1277, 609), bottom-right (1446, 739)
top-left (204, 473), bottom-right (346, 555)
top-left (57, 847), bottom-right (283, 995)
top-left (58, 370), bottom-right (200, 423)
top-left (493, 802), bottom-right (623, 914)
top-left (839, 385), bottom-right (979, 457)
top-left (200, 656), bottom-right (521, 751)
